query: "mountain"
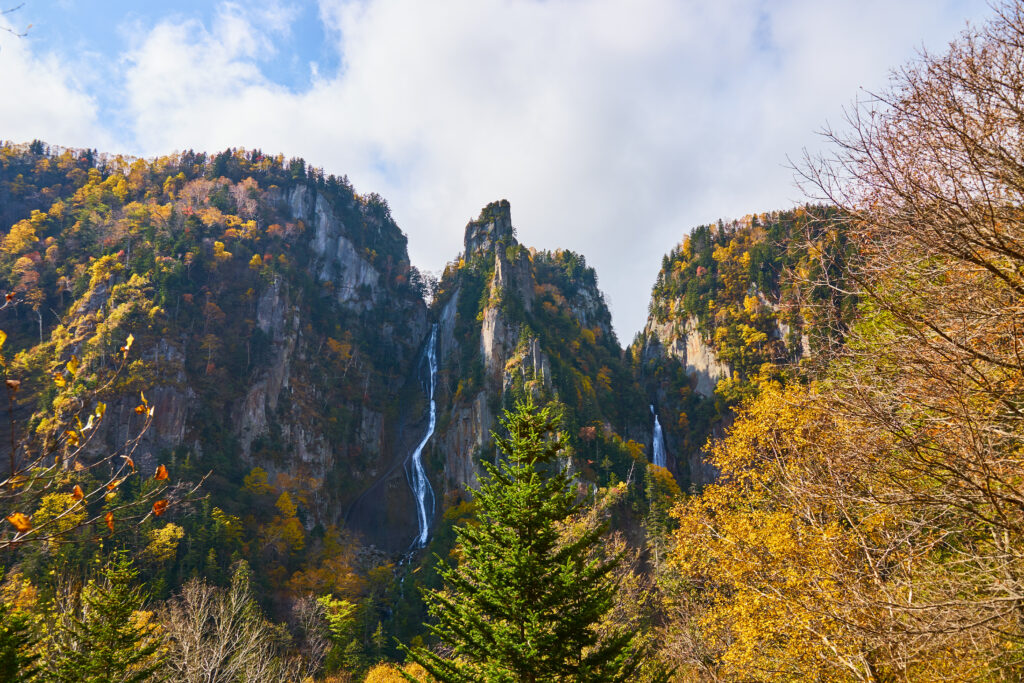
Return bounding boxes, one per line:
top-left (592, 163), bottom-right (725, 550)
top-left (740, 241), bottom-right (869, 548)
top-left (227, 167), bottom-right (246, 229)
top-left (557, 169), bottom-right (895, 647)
top-left (0, 139), bottom-right (857, 670)
top-left (431, 200), bottom-right (649, 490)
top-left (0, 143), bottom-right (441, 562)
top-left (0, 140), bottom-right (851, 551)
top-left (632, 206), bottom-right (851, 487)
top-left (0, 142), bottom-right (669, 557)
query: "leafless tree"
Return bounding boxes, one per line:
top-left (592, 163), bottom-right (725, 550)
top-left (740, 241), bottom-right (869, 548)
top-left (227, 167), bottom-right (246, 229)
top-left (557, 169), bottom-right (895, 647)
top-left (291, 595), bottom-right (331, 676)
top-left (794, 0), bottom-right (1024, 673)
top-left (162, 563), bottom-right (300, 683)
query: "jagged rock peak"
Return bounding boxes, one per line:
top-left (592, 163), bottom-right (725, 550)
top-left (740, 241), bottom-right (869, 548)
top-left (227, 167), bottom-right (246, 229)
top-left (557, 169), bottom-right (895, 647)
top-left (464, 199), bottom-right (515, 255)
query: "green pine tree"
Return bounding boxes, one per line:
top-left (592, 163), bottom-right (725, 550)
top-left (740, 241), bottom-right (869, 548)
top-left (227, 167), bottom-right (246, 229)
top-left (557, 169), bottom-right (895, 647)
top-left (48, 552), bottom-right (166, 683)
top-left (404, 399), bottom-right (645, 682)
top-left (0, 596), bottom-right (40, 682)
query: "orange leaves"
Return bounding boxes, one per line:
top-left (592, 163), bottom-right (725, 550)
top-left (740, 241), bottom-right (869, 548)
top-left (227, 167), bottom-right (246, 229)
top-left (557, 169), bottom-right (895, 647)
top-left (51, 354), bottom-right (84, 388)
top-left (72, 485), bottom-right (84, 501)
top-left (152, 500), bottom-right (168, 516)
top-left (120, 333), bottom-right (134, 355)
top-left (6, 512), bottom-right (31, 532)
top-left (107, 478), bottom-right (124, 491)
top-left (154, 464), bottom-right (169, 481)
top-left (105, 511), bottom-right (114, 533)
top-left (135, 391), bottom-right (154, 417)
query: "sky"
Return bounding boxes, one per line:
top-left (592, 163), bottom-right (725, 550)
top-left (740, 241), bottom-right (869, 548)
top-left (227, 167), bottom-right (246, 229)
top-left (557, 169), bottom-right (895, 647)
top-left (0, 0), bottom-right (993, 340)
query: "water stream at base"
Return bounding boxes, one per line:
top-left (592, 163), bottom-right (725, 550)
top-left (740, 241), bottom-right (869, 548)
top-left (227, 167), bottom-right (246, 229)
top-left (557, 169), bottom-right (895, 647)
top-left (650, 404), bottom-right (667, 469)
top-left (406, 324), bottom-right (438, 549)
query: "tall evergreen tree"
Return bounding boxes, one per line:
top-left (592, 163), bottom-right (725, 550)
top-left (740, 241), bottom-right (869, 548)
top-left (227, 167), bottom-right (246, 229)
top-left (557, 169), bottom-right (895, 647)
top-left (47, 552), bottom-right (166, 683)
top-left (0, 596), bottom-right (39, 682)
top-left (405, 399), bottom-right (645, 682)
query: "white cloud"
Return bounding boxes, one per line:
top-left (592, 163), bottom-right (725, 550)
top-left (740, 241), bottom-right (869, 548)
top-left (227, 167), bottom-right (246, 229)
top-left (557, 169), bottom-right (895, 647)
top-left (0, 17), bottom-right (114, 150)
top-left (0, 0), bottom-right (992, 338)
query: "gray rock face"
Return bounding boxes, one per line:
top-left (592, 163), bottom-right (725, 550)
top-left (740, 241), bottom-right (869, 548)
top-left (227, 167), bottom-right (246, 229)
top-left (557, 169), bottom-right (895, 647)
top-left (438, 288), bottom-right (460, 362)
top-left (502, 336), bottom-right (552, 395)
top-left (644, 315), bottom-right (731, 398)
top-left (463, 199), bottom-right (514, 256)
top-left (566, 285), bottom-right (610, 338)
top-left (436, 200), bottom-right (557, 495)
top-left (287, 185), bottom-right (381, 310)
top-left (235, 278), bottom-right (296, 462)
top-left (441, 391), bottom-right (492, 492)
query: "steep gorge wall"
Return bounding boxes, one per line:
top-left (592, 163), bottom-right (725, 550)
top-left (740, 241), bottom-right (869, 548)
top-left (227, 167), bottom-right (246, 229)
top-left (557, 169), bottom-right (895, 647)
top-left (430, 200), bottom-right (646, 502)
top-left (40, 175), bottom-right (429, 545)
top-left (642, 315), bottom-right (731, 399)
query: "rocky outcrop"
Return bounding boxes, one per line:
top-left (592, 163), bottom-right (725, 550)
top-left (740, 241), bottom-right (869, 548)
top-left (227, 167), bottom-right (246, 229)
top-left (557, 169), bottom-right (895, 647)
top-left (567, 285), bottom-right (611, 338)
top-left (438, 289), bottom-right (460, 362)
top-left (476, 204), bottom-right (534, 386)
top-left (644, 315), bottom-right (731, 398)
top-left (235, 278), bottom-right (297, 461)
top-left (503, 336), bottom-right (552, 395)
top-left (440, 391), bottom-right (492, 491)
top-left (464, 199), bottom-right (514, 256)
top-left (286, 185), bottom-right (382, 310)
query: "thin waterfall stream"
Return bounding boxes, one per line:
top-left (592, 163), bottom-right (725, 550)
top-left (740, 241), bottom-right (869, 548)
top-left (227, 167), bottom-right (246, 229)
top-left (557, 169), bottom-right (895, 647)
top-left (406, 324), bottom-right (438, 549)
top-left (650, 404), bottom-right (667, 469)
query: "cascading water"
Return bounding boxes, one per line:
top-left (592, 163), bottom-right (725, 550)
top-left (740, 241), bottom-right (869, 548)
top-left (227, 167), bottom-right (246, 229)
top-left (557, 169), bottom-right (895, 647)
top-left (650, 404), bottom-right (667, 469)
top-left (406, 324), bottom-right (438, 549)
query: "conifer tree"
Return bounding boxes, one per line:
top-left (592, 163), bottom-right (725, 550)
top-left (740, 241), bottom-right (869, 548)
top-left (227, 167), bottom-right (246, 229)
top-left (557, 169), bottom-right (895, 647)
top-left (48, 552), bottom-right (166, 683)
top-left (0, 596), bottom-right (39, 682)
top-left (404, 399), bottom-right (644, 682)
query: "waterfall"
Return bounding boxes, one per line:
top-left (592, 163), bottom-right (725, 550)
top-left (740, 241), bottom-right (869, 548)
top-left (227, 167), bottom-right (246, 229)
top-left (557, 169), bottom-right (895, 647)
top-left (650, 404), bottom-right (667, 469)
top-left (406, 324), bottom-right (438, 549)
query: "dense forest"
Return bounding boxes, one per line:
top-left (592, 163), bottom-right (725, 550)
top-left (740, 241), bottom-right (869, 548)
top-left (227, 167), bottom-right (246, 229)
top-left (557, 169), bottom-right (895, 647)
top-left (3, 2), bottom-right (1024, 681)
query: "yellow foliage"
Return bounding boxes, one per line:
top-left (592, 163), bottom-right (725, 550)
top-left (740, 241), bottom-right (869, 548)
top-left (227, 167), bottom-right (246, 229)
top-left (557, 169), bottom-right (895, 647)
top-left (211, 507), bottom-right (243, 544)
top-left (364, 663), bottom-right (433, 682)
top-left (668, 384), bottom-right (984, 680)
top-left (646, 464), bottom-right (680, 500)
top-left (32, 492), bottom-right (85, 537)
top-left (287, 544), bottom-right (364, 598)
top-left (275, 491), bottom-right (298, 518)
top-left (88, 254), bottom-right (125, 289)
top-left (143, 523), bottom-right (185, 563)
top-left (268, 516), bottom-right (305, 553)
top-left (363, 664), bottom-right (405, 682)
top-left (1, 219), bottom-right (38, 256)
top-left (243, 467), bottom-right (274, 496)
top-left (212, 241), bottom-right (232, 263)
top-left (0, 571), bottom-right (39, 613)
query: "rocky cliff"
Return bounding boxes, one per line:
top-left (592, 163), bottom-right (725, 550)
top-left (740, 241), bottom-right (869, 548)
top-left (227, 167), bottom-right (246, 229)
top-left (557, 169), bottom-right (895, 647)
top-left (431, 200), bottom-right (648, 499)
top-left (0, 144), bottom-right (430, 551)
top-left (0, 142), bottom-right (849, 558)
top-left (634, 207), bottom-right (850, 488)
top-left (642, 315), bottom-right (731, 399)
